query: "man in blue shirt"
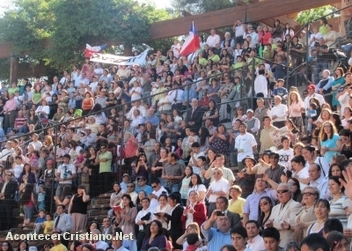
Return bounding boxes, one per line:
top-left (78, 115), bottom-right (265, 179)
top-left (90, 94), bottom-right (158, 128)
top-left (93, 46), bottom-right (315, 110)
top-left (201, 209), bottom-right (232, 250)
top-left (143, 108), bottom-right (159, 127)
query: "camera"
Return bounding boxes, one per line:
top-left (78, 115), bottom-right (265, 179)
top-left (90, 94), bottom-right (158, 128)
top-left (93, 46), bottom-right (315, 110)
top-left (216, 211), bottom-right (225, 216)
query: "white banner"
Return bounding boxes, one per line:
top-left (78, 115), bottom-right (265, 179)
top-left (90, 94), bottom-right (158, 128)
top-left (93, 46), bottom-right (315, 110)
top-left (90, 49), bottom-right (149, 66)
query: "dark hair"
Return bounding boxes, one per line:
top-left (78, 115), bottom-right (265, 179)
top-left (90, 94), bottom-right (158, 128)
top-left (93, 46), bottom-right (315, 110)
top-left (326, 231), bottom-right (349, 251)
top-left (121, 194), bottom-right (135, 208)
top-left (217, 196), bottom-right (229, 207)
top-left (230, 225), bottom-right (248, 238)
top-left (186, 233), bottom-right (199, 245)
top-left (262, 227), bottom-right (280, 241)
top-left (168, 192), bottom-right (181, 204)
top-left (314, 199), bottom-right (330, 212)
top-left (245, 220), bottom-right (260, 229)
top-left (328, 164), bottom-right (345, 177)
top-left (258, 196), bottom-right (273, 229)
top-left (145, 220), bottom-right (163, 238)
top-left (328, 176), bottom-right (345, 193)
top-left (220, 245), bottom-right (236, 251)
top-left (17, 241), bottom-right (28, 251)
top-left (2, 241), bottom-right (14, 251)
top-left (189, 173), bottom-right (204, 188)
top-left (291, 155), bottom-right (306, 166)
top-left (288, 177), bottom-right (302, 201)
top-left (199, 127), bottom-right (210, 147)
top-left (300, 233), bottom-right (329, 251)
top-left (86, 221), bottom-right (101, 234)
top-left (323, 218), bottom-right (343, 235)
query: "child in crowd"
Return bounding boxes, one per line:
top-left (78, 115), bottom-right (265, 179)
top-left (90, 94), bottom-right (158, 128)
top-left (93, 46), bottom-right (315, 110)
top-left (34, 210), bottom-right (46, 234)
top-left (306, 102), bottom-right (318, 134)
top-left (43, 213), bottom-right (54, 234)
top-left (185, 233), bottom-right (204, 251)
top-left (37, 185), bottom-right (46, 211)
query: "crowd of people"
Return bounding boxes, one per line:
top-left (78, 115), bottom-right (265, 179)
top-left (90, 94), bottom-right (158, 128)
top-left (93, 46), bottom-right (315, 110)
top-left (0, 15), bottom-right (352, 251)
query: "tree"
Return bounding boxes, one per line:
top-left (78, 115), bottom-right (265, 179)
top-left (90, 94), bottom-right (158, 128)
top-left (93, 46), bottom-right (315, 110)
top-left (170, 0), bottom-right (250, 14)
top-left (0, 0), bottom-right (172, 73)
top-left (295, 5), bottom-right (337, 25)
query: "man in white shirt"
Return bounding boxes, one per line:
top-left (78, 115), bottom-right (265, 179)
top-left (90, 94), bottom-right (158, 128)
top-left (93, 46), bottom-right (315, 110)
top-left (270, 95), bottom-right (288, 128)
top-left (254, 69), bottom-right (268, 97)
top-left (246, 220), bottom-right (265, 251)
top-left (89, 75), bottom-right (99, 94)
top-left (126, 101), bottom-right (147, 120)
top-left (233, 20), bottom-right (245, 45)
top-left (0, 141), bottom-right (14, 163)
top-left (308, 163), bottom-right (328, 199)
top-left (55, 154), bottom-right (76, 198)
top-left (148, 179), bottom-right (168, 210)
top-left (59, 70), bottom-right (69, 84)
top-left (235, 123), bottom-right (257, 171)
top-left (188, 142), bottom-right (205, 175)
top-left (206, 29), bottom-right (221, 48)
top-left (304, 84), bottom-right (326, 112)
top-left (277, 136), bottom-right (294, 170)
top-left (206, 168), bottom-right (229, 217)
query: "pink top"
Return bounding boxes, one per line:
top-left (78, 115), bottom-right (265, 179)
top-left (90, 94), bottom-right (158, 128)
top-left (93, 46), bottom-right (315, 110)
top-left (3, 98), bottom-right (17, 112)
top-left (288, 101), bottom-right (304, 117)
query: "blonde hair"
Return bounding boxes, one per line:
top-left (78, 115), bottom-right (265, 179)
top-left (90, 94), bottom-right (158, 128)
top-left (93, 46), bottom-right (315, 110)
top-left (187, 222), bottom-right (200, 235)
top-left (319, 120), bottom-right (337, 142)
top-left (288, 91), bottom-right (302, 106)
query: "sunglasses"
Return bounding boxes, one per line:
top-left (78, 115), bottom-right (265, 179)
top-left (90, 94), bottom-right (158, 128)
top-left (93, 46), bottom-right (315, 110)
top-left (277, 189), bottom-right (289, 194)
top-left (260, 202), bottom-right (268, 206)
top-left (152, 186), bottom-right (157, 188)
top-left (302, 192), bottom-right (315, 196)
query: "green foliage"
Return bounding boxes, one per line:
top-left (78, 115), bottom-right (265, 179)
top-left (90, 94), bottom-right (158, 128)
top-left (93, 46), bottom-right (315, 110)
top-left (170, 0), bottom-right (249, 14)
top-left (0, 0), bottom-right (172, 73)
top-left (295, 5), bottom-right (337, 25)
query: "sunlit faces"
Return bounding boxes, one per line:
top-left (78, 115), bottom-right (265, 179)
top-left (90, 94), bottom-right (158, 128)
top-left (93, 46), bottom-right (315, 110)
top-left (231, 233), bottom-right (247, 251)
top-left (263, 237), bottom-right (280, 251)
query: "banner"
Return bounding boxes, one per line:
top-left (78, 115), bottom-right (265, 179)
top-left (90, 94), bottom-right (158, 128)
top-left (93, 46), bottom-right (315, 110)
top-left (90, 49), bottom-right (149, 66)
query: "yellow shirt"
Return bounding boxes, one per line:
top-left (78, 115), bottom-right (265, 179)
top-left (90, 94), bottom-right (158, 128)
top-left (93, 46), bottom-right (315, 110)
top-left (43, 220), bottom-right (54, 234)
top-left (228, 197), bottom-right (246, 217)
top-left (50, 244), bottom-right (67, 251)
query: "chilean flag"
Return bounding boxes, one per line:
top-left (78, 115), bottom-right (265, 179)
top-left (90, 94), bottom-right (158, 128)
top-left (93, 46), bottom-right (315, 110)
top-left (180, 22), bottom-right (200, 57)
top-left (85, 44), bottom-right (107, 58)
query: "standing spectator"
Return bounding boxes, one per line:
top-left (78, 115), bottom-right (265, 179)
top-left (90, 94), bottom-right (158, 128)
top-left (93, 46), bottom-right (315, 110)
top-left (95, 144), bottom-right (112, 195)
top-left (55, 154), bottom-right (76, 198)
top-left (319, 121), bottom-right (341, 164)
top-left (259, 116), bottom-right (278, 154)
top-left (53, 204), bottom-right (72, 248)
top-left (235, 123), bottom-right (257, 171)
top-left (68, 185), bottom-right (90, 233)
top-left (206, 29), bottom-right (221, 48)
top-left (161, 152), bottom-right (184, 193)
top-left (270, 96), bottom-right (288, 128)
top-left (254, 69), bottom-right (268, 98)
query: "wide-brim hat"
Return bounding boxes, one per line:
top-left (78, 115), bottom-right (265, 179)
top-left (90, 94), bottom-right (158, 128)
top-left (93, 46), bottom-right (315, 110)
top-left (242, 155), bottom-right (257, 165)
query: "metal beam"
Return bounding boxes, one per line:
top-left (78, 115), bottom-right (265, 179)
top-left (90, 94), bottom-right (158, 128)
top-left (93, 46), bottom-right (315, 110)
top-left (149, 0), bottom-right (340, 40)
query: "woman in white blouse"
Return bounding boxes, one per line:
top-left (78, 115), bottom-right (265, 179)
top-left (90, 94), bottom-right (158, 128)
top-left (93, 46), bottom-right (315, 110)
top-left (35, 99), bottom-right (50, 119)
top-left (158, 91), bottom-right (172, 112)
top-left (188, 173), bottom-right (207, 203)
top-left (129, 81), bottom-right (142, 102)
top-left (152, 194), bottom-right (171, 229)
top-left (270, 95), bottom-right (288, 128)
